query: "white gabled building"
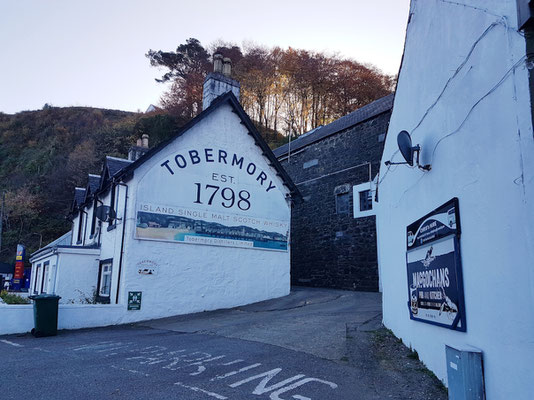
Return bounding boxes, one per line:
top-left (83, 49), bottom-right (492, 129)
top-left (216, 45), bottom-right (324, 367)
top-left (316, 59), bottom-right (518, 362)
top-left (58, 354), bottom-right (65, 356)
top-left (377, 0), bottom-right (534, 398)
top-left (30, 60), bottom-right (298, 325)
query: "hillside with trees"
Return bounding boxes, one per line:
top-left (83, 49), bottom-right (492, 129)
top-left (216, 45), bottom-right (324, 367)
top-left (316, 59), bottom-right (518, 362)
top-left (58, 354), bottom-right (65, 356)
top-left (147, 38), bottom-right (394, 137)
top-left (0, 107), bottom-right (184, 263)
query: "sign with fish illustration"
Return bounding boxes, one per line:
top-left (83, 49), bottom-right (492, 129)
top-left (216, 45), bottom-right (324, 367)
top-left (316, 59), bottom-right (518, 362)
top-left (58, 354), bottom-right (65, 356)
top-left (406, 198), bottom-right (466, 331)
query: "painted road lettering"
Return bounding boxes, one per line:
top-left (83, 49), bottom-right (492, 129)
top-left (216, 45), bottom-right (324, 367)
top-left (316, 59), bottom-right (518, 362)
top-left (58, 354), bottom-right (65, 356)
top-left (73, 341), bottom-right (338, 399)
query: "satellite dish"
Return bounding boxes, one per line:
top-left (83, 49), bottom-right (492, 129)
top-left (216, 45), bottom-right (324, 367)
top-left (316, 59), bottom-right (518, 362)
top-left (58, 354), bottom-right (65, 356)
top-left (95, 205), bottom-right (116, 222)
top-left (397, 130), bottom-right (415, 166)
top-left (384, 130), bottom-right (431, 171)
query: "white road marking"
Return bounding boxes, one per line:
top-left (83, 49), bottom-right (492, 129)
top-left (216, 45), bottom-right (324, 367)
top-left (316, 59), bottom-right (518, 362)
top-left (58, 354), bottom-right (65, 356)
top-left (103, 344), bottom-right (339, 400)
top-left (0, 340), bottom-right (22, 347)
top-left (175, 382), bottom-right (228, 400)
top-left (268, 378), bottom-right (338, 400)
top-left (229, 368), bottom-right (305, 395)
top-left (211, 363), bottom-right (262, 381)
top-left (72, 341), bottom-right (115, 351)
top-left (189, 355), bottom-right (226, 376)
top-left (221, 359), bottom-right (243, 366)
top-left (33, 347), bottom-right (51, 352)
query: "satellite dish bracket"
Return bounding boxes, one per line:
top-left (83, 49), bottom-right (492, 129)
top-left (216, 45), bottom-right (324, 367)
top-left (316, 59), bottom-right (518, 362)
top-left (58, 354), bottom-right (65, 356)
top-left (384, 131), bottom-right (431, 171)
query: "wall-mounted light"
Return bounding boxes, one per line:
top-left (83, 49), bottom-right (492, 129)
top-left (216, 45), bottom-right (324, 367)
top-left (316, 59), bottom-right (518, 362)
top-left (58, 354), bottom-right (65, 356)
top-left (385, 131), bottom-right (431, 171)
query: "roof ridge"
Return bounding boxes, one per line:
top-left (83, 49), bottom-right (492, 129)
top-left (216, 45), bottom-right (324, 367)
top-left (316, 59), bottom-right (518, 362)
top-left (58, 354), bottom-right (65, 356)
top-left (106, 155), bottom-right (132, 162)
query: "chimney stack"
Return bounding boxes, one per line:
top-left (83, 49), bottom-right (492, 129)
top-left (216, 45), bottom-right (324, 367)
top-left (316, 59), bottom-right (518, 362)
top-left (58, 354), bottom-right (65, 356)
top-left (202, 54), bottom-right (240, 110)
top-left (128, 135), bottom-right (150, 161)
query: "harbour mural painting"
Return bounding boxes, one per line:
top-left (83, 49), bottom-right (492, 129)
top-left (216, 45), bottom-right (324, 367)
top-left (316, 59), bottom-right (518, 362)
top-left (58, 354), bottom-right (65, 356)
top-left (135, 203), bottom-right (289, 251)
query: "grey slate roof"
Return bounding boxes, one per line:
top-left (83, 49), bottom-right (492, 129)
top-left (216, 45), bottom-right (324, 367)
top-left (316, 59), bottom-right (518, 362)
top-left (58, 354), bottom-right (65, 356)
top-left (106, 156), bottom-right (132, 177)
top-left (72, 187), bottom-right (86, 210)
top-left (273, 94), bottom-right (394, 157)
top-left (74, 188), bottom-right (86, 205)
top-left (87, 174), bottom-right (101, 194)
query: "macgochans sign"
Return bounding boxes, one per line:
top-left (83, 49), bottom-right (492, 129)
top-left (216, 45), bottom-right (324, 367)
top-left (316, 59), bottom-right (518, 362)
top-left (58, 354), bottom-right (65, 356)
top-left (135, 146), bottom-right (289, 251)
top-left (406, 198), bottom-right (466, 331)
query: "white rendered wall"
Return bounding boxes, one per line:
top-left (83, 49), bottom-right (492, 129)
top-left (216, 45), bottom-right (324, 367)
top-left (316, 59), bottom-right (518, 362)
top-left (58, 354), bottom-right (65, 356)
top-left (118, 103), bottom-right (291, 319)
top-left (30, 249), bottom-right (100, 304)
top-left (55, 251), bottom-right (100, 304)
top-left (377, 1), bottom-right (534, 398)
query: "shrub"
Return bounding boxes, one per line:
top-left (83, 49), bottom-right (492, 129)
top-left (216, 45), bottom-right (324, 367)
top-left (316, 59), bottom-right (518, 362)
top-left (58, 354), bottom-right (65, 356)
top-left (0, 290), bottom-right (31, 304)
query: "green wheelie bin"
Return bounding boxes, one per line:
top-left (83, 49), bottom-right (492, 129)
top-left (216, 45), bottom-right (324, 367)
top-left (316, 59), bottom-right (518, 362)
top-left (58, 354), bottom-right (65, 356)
top-left (28, 294), bottom-right (61, 337)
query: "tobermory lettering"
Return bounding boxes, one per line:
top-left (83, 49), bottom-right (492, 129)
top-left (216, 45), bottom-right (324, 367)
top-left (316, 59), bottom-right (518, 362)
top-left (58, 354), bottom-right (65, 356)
top-left (160, 148), bottom-right (277, 193)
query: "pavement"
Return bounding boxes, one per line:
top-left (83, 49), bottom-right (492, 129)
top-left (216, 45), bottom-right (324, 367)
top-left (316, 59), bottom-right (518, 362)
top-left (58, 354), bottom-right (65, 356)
top-left (142, 287), bottom-right (382, 361)
top-left (0, 287), bottom-right (447, 400)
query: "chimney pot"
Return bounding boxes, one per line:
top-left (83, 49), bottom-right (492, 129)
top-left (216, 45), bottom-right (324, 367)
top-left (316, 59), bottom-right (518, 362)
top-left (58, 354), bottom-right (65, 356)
top-left (222, 58), bottom-right (232, 77)
top-left (136, 138), bottom-right (142, 147)
top-left (141, 134), bottom-right (149, 148)
top-left (213, 54), bottom-right (223, 73)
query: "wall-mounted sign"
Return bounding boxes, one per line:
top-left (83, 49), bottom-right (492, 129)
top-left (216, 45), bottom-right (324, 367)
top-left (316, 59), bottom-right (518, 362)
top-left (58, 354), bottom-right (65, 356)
top-left (406, 198), bottom-right (466, 331)
top-left (127, 291), bottom-right (142, 311)
top-left (135, 203), bottom-right (288, 251)
top-left (135, 145), bottom-right (290, 252)
top-left (136, 260), bottom-right (158, 275)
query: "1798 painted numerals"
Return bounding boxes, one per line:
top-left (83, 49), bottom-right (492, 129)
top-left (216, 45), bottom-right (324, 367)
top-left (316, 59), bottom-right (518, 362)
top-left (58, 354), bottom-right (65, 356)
top-left (193, 183), bottom-right (251, 210)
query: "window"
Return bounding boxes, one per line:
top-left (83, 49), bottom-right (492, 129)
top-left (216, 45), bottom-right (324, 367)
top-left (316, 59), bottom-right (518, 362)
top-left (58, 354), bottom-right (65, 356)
top-left (359, 190), bottom-right (373, 212)
top-left (352, 182), bottom-right (376, 218)
top-left (97, 260), bottom-right (113, 303)
top-left (336, 192), bottom-right (350, 214)
top-left (33, 264), bottom-right (41, 294)
top-left (41, 261), bottom-right (49, 294)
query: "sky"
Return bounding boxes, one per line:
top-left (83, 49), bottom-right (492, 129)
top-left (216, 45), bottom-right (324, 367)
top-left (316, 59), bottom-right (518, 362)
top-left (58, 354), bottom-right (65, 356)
top-left (0, 0), bottom-right (411, 114)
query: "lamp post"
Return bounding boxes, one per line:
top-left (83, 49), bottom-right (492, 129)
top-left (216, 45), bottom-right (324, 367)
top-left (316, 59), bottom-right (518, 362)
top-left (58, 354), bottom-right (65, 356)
top-left (30, 233), bottom-right (43, 249)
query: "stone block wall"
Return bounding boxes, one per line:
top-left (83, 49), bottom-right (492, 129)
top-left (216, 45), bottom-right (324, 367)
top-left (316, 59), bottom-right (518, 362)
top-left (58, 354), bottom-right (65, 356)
top-left (278, 111), bottom-right (391, 291)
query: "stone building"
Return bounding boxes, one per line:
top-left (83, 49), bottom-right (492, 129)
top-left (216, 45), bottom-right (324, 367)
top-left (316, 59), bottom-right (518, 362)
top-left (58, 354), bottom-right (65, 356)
top-left (274, 94), bottom-right (393, 291)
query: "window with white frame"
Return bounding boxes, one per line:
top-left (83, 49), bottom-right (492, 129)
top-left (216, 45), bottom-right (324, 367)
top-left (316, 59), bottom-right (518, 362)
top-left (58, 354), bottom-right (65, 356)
top-left (41, 261), bottom-right (49, 294)
top-left (33, 264), bottom-right (41, 294)
top-left (97, 260), bottom-right (113, 301)
top-left (353, 181), bottom-right (376, 218)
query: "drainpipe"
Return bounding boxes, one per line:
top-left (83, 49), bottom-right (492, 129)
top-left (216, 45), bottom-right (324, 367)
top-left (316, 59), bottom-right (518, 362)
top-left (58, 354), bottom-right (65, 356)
top-left (96, 198), bottom-right (104, 247)
top-left (81, 209), bottom-right (88, 246)
top-left (115, 181), bottom-right (129, 304)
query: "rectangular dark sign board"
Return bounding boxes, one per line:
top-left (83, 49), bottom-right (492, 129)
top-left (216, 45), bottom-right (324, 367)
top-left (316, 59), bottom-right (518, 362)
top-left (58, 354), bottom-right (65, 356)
top-left (128, 291), bottom-right (142, 311)
top-left (406, 198), bottom-right (466, 331)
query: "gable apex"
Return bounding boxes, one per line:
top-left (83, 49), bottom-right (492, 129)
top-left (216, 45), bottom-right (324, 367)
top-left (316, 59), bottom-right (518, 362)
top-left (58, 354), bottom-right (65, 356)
top-left (117, 92), bottom-right (299, 196)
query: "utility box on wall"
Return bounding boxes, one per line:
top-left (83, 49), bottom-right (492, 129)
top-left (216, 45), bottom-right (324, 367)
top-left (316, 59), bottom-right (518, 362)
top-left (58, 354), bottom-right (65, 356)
top-left (446, 345), bottom-right (485, 400)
